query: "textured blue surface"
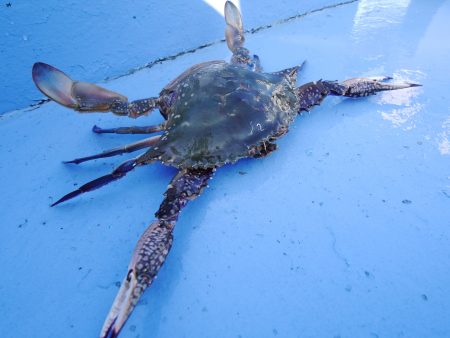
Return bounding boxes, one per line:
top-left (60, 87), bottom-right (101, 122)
top-left (1, 1), bottom-right (450, 338)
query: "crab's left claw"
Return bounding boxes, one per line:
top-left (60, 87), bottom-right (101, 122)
top-left (101, 220), bottom-right (174, 338)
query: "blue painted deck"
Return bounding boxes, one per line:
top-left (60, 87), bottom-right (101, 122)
top-left (1, 1), bottom-right (450, 337)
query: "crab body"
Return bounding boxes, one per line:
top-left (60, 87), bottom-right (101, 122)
top-left (153, 61), bottom-right (299, 169)
top-left (31, 2), bottom-right (420, 337)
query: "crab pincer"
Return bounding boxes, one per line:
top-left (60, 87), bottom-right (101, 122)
top-left (32, 62), bottom-right (159, 118)
top-left (100, 168), bottom-right (212, 337)
top-left (101, 220), bottom-right (173, 338)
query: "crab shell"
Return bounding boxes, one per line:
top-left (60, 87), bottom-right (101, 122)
top-left (140, 61), bottom-right (300, 169)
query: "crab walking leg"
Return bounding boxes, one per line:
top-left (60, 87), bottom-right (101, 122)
top-left (64, 136), bottom-right (161, 165)
top-left (224, 1), bottom-right (261, 71)
top-left (92, 124), bottom-right (165, 135)
top-left (270, 61), bottom-right (306, 78)
top-left (32, 62), bottom-right (159, 118)
top-left (296, 81), bottom-right (332, 112)
top-left (51, 155), bottom-right (150, 207)
top-left (333, 77), bottom-right (421, 97)
top-left (100, 168), bottom-right (214, 338)
top-left (297, 77), bottom-right (421, 112)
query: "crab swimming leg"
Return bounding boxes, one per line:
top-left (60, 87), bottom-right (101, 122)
top-left (32, 62), bottom-right (160, 118)
top-left (100, 168), bottom-right (214, 338)
top-left (297, 77), bottom-right (421, 112)
top-left (224, 1), bottom-right (261, 71)
top-left (64, 135), bottom-right (161, 164)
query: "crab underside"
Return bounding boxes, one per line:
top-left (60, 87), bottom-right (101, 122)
top-left (31, 2), bottom-right (420, 337)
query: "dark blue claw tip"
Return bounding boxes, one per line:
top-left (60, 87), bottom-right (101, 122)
top-left (32, 62), bottom-right (49, 80)
top-left (105, 328), bottom-right (118, 338)
top-left (103, 317), bottom-right (118, 338)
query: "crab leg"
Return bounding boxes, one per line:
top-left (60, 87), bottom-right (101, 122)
top-left (270, 61), bottom-right (306, 78)
top-left (32, 62), bottom-right (160, 118)
top-left (100, 168), bottom-right (214, 338)
top-left (297, 77), bottom-right (421, 112)
top-left (51, 154), bottom-right (153, 207)
top-left (64, 135), bottom-right (161, 165)
top-left (92, 124), bottom-right (165, 134)
top-left (224, 1), bottom-right (261, 71)
top-left (224, 1), bottom-right (244, 52)
top-left (336, 77), bottom-right (421, 97)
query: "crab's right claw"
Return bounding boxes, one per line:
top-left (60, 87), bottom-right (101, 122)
top-left (100, 221), bottom-right (174, 338)
top-left (32, 62), bottom-right (127, 111)
top-left (335, 77), bottom-right (422, 97)
top-left (32, 62), bottom-right (77, 108)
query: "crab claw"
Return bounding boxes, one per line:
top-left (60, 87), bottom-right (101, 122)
top-left (224, 1), bottom-right (244, 51)
top-left (339, 77), bottom-right (422, 97)
top-left (32, 62), bottom-right (127, 111)
top-left (100, 221), bottom-right (174, 338)
top-left (32, 62), bottom-right (78, 108)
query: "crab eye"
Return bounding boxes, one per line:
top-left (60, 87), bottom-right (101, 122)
top-left (252, 55), bottom-right (261, 71)
top-left (243, 55), bottom-right (261, 71)
top-left (166, 91), bottom-right (177, 106)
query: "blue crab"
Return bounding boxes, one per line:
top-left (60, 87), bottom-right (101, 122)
top-left (32, 2), bottom-right (419, 337)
